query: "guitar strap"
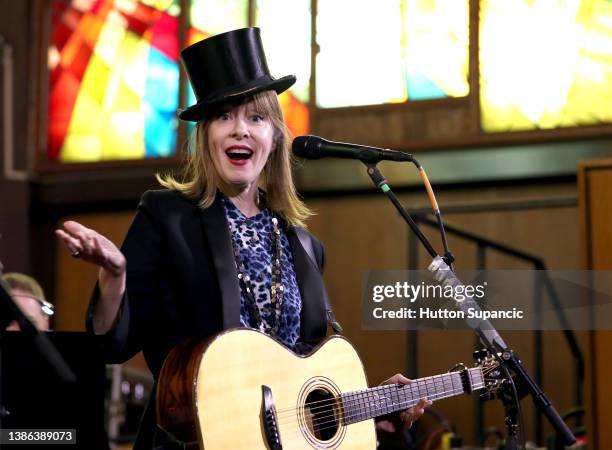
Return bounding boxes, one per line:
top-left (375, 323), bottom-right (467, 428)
top-left (295, 227), bottom-right (343, 334)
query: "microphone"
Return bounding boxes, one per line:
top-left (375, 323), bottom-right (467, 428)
top-left (292, 135), bottom-right (413, 163)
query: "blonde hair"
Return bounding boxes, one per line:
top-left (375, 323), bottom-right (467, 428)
top-left (157, 91), bottom-right (312, 227)
top-left (3, 272), bottom-right (46, 301)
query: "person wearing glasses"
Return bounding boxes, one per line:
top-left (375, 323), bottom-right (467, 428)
top-left (3, 272), bottom-right (54, 331)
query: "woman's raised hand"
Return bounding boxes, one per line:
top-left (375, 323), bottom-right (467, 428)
top-left (56, 221), bottom-right (126, 334)
top-left (55, 221), bottom-right (126, 277)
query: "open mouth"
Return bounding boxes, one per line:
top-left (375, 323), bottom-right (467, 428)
top-left (225, 147), bottom-right (253, 161)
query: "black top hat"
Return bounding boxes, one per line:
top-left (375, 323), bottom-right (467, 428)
top-left (178, 27), bottom-right (296, 122)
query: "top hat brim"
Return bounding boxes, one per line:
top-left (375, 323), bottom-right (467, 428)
top-left (178, 74), bottom-right (296, 122)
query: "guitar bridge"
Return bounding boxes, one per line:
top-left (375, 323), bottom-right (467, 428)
top-left (261, 385), bottom-right (282, 450)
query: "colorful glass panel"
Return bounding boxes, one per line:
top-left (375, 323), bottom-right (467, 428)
top-left (316, 0), bottom-right (469, 108)
top-left (403, 0), bottom-right (470, 100)
top-left (480, 0), bottom-right (612, 132)
top-left (48, 0), bottom-right (181, 162)
top-left (255, 0), bottom-right (310, 136)
top-left (184, 0), bottom-right (247, 136)
top-left (189, 0), bottom-right (248, 37)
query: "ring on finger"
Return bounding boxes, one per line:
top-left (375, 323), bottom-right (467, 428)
top-left (71, 250), bottom-right (81, 257)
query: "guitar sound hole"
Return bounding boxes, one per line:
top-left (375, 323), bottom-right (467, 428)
top-left (304, 388), bottom-right (339, 441)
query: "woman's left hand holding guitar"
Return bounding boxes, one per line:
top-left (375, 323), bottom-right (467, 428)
top-left (377, 373), bottom-right (433, 432)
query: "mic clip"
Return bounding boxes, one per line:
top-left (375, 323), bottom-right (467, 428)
top-left (442, 252), bottom-right (455, 267)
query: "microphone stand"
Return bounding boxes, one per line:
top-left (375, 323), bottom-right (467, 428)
top-left (364, 164), bottom-right (438, 260)
top-left (363, 163), bottom-right (576, 449)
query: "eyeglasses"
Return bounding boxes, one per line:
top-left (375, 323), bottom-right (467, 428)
top-left (13, 293), bottom-right (55, 317)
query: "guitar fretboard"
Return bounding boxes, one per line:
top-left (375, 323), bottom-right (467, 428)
top-left (340, 367), bottom-right (484, 425)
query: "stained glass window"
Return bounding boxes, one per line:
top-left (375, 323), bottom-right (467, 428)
top-left (480, 0), bottom-right (612, 132)
top-left (48, 0), bottom-right (181, 162)
top-left (184, 0), bottom-right (248, 136)
top-left (189, 0), bottom-right (248, 37)
top-left (49, 0), bottom-right (472, 163)
top-left (315, 0), bottom-right (469, 108)
top-left (255, 0), bottom-right (311, 136)
top-left (403, 0), bottom-right (470, 100)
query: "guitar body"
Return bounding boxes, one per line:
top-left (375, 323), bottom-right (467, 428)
top-left (157, 328), bottom-right (376, 449)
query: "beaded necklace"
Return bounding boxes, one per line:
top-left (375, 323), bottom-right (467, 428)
top-left (229, 214), bottom-right (284, 335)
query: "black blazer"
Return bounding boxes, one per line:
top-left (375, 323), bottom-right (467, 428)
top-left (87, 190), bottom-right (332, 449)
top-left (88, 189), bottom-right (331, 377)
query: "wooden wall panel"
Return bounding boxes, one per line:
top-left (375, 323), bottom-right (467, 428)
top-left (312, 99), bottom-right (474, 151)
top-left (578, 160), bottom-right (612, 450)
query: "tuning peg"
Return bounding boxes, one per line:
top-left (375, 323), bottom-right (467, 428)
top-left (449, 363), bottom-right (467, 372)
top-left (473, 349), bottom-right (490, 360)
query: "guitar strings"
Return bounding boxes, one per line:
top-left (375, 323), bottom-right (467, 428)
top-left (276, 383), bottom-right (416, 414)
top-left (291, 363), bottom-right (498, 434)
top-left (298, 364), bottom-right (496, 426)
top-left (280, 366), bottom-right (496, 441)
top-left (276, 384), bottom-right (461, 435)
top-left (277, 365), bottom-right (494, 417)
top-left (300, 384), bottom-right (463, 427)
top-left (274, 382), bottom-right (412, 415)
top-left (275, 383), bottom-right (442, 418)
top-left (274, 365), bottom-right (498, 438)
top-left (276, 385), bottom-right (463, 440)
top-left (273, 379), bottom-right (496, 444)
top-left (275, 371), bottom-right (468, 415)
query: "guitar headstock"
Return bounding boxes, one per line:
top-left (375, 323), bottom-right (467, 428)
top-left (473, 349), bottom-right (505, 400)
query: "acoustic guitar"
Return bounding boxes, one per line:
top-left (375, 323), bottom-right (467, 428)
top-left (157, 328), bottom-right (500, 449)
